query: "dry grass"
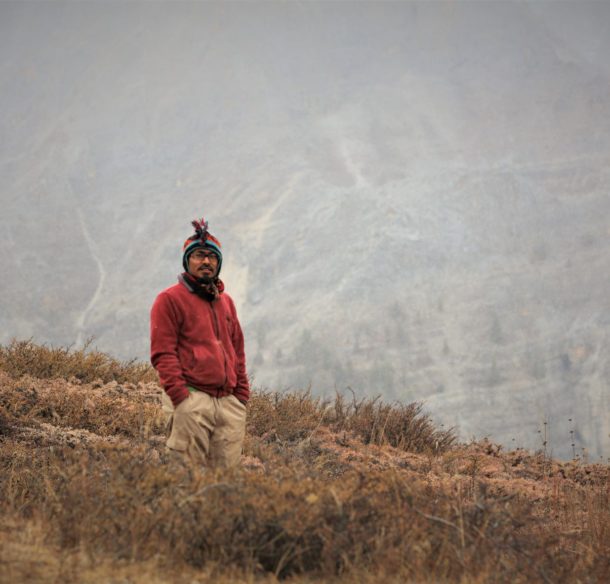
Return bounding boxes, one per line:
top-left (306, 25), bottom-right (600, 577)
top-left (0, 339), bottom-right (157, 385)
top-left (0, 341), bottom-right (608, 583)
top-left (0, 373), bottom-right (164, 441)
top-left (247, 389), bottom-right (454, 454)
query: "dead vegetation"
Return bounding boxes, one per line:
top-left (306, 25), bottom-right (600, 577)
top-left (246, 388), bottom-right (455, 454)
top-left (0, 339), bottom-right (157, 385)
top-left (0, 341), bottom-right (608, 583)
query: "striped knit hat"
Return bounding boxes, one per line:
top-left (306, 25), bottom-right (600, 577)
top-left (182, 218), bottom-right (223, 274)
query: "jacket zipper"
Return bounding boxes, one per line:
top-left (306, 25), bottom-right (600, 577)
top-left (210, 302), bottom-right (228, 390)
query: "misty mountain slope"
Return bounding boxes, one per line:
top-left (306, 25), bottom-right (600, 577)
top-left (1, 1), bottom-right (609, 458)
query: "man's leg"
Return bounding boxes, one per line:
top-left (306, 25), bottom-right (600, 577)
top-left (161, 391), bottom-right (216, 465)
top-left (209, 395), bottom-right (247, 468)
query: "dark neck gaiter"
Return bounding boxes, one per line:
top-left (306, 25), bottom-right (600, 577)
top-left (182, 272), bottom-right (224, 301)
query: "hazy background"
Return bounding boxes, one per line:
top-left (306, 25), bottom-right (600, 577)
top-left (1, 0), bottom-right (609, 460)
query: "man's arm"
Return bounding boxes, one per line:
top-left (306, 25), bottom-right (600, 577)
top-left (150, 292), bottom-right (189, 407)
top-left (228, 298), bottom-right (250, 404)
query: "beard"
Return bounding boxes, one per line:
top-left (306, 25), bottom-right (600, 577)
top-left (196, 274), bottom-right (214, 285)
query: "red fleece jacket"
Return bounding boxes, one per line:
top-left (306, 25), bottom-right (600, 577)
top-left (150, 277), bottom-right (250, 407)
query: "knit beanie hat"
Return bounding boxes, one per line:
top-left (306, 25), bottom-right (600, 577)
top-left (182, 218), bottom-right (223, 274)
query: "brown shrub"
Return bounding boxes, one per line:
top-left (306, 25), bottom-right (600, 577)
top-left (0, 442), bottom-right (568, 581)
top-left (1, 341), bottom-right (452, 455)
top-left (247, 389), bottom-right (327, 442)
top-left (331, 392), bottom-right (455, 454)
top-left (0, 374), bottom-right (165, 439)
top-left (0, 339), bottom-right (157, 385)
top-left (1, 340), bottom-right (608, 583)
top-left (247, 389), bottom-right (455, 455)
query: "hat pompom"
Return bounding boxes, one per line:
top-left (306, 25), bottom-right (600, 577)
top-left (191, 218), bottom-right (209, 241)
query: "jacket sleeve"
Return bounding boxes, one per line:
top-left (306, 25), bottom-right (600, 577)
top-left (228, 298), bottom-right (250, 403)
top-left (150, 292), bottom-right (189, 407)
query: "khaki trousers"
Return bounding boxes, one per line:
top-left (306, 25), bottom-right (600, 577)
top-left (161, 390), bottom-right (247, 468)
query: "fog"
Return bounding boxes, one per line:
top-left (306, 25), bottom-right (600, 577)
top-left (1, 1), bottom-right (609, 459)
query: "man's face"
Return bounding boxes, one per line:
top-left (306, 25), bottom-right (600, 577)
top-left (188, 248), bottom-right (219, 279)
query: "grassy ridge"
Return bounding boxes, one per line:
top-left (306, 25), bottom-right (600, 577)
top-left (0, 339), bottom-right (157, 385)
top-left (0, 341), bottom-right (608, 583)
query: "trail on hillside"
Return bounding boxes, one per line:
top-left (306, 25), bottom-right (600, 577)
top-left (75, 208), bottom-right (106, 347)
top-left (339, 138), bottom-right (369, 189)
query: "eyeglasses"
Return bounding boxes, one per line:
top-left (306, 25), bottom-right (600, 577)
top-left (190, 251), bottom-right (219, 262)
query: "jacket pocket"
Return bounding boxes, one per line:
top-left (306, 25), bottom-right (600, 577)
top-left (190, 343), bottom-right (226, 386)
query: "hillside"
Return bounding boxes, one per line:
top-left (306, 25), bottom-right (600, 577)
top-left (1, 1), bottom-right (610, 460)
top-left (0, 341), bottom-right (607, 583)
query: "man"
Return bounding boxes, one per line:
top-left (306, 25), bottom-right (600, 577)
top-left (150, 218), bottom-right (249, 468)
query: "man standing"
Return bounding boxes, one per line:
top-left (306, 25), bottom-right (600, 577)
top-left (150, 218), bottom-right (249, 468)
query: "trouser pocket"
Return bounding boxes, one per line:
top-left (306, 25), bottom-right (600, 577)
top-left (166, 395), bottom-right (195, 451)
